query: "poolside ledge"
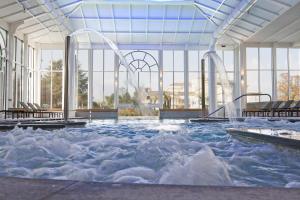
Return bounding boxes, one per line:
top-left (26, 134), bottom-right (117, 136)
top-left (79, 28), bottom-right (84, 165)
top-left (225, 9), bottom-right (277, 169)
top-left (1, 177), bottom-right (300, 200)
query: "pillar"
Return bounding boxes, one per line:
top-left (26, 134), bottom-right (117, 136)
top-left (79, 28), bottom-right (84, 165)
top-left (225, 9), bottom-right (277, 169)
top-left (68, 40), bottom-right (76, 117)
top-left (272, 44), bottom-right (277, 100)
top-left (23, 34), bottom-right (28, 103)
top-left (88, 49), bottom-right (93, 109)
top-left (158, 50), bottom-right (163, 109)
top-left (64, 36), bottom-right (70, 122)
top-left (240, 43), bottom-right (247, 110)
top-left (6, 22), bottom-right (23, 108)
top-left (184, 50), bottom-right (189, 108)
top-left (114, 54), bottom-right (119, 109)
top-left (208, 56), bottom-right (217, 114)
top-left (234, 45), bottom-right (241, 117)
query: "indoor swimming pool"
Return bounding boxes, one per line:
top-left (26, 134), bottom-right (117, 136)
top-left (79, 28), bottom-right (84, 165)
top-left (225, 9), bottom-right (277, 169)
top-left (0, 119), bottom-right (300, 188)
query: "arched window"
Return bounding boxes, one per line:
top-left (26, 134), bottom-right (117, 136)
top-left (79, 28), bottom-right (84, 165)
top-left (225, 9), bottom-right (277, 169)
top-left (119, 50), bottom-right (159, 107)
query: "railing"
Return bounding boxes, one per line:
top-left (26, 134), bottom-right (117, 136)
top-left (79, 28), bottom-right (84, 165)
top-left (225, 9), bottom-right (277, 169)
top-left (206, 93), bottom-right (272, 118)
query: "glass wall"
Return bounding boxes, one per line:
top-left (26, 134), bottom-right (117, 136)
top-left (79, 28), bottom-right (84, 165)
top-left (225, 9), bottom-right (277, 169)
top-left (27, 46), bottom-right (35, 103)
top-left (276, 48), bottom-right (300, 101)
top-left (40, 50), bottom-right (63, 109)
top-left (119, 50), bottom-right (159, 108)
top-left (163, 50), bottom-right (184, 109)
top-left (188, 50), bottom-right (207, 108)
top-left (13, 37), bottom-right (24, 107)
top-left (246, 47), bottom-right (272, 102)
top-left (92, 50), bottom-right (115, 109)
top-left (76, 50), bottom-right (89, 109)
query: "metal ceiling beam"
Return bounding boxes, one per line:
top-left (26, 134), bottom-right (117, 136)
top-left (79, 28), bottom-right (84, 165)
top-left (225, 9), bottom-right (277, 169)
top-left (265, 0), bottom-right (292, 9)
top-left (0, 2), bottom-right (18, 10)
top-left (16, 0), bottom-right (54, 37)
top-left (187, 7), bottom-right (197, 44)
top-left (173, 5), bottom-right (182, 43)
top-left (42, 0), bottom-right (73, 33)
top-left (69, 16), bottom-right (207, 20)
top-left (0, 9), bottom-right (25, 19)
top-left (80, 6), bottom-right (92, 44)
top-left (59, 0), bottom-right (82, 9)
top-left (193, 4), bottom-right (218, 26)
top-left (83, 31), bottom-right (213, 34)
top-left (212, 0), bottom-right (257, 46)
top-left (81, 0), bottom-right (194, 6)
top-left (232, 24), bottom-right (255, 34)
top-left (95, 4), bottom-right (103, 43)
top-left (160, 5), bottom-right (166, 45)
top-left (246, 12), bottom-right (271, 23)
top-left (145, 4), bottom-right (149, 43)
top-left (25, 24), bottom-right (57, 35)
top-left (194, 1), bottom-right (228, 16)
top-left (111, 4), bottom-right (118, 43)
top-left (18, 18), bottom-right (53, 31)
top-left (210, 0), bottom-right (226, 21)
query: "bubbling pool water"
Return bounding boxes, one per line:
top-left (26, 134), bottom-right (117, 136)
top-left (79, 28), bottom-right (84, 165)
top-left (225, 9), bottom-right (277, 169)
top-left (0, 119), bottom-right (300, 187)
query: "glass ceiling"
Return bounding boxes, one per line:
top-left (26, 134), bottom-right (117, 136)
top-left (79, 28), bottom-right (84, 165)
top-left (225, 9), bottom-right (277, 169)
top-left (3, 0), bottom-right (299, 47)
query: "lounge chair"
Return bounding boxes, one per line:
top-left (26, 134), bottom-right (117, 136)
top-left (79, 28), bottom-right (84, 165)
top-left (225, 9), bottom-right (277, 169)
top-left (19, 102), bottom-right (37, 118)
top-left (287, 101), bottom-right (300, 117)
top-left (0, 108), bottom-right (27, 119)
top-left (33, 103), bottom-right (47, 111)
top-left (27, 102), bottom-right (62, 118)
top-left (272, 100), bottom-right (294, 117)
top-left (242, 101), bottom-right (271, 117)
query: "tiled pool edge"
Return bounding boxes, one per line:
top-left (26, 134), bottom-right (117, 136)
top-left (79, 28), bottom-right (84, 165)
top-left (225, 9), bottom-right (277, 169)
top-left (1, 177), bottom-right (300, 200)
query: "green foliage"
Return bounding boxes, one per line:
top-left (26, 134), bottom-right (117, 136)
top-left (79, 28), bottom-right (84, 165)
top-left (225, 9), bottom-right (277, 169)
top-left (163, 92), bottom-right (171, 109)
top-left (77, 68), bottom-right (88, 108)
top-left (40, 60), bottom-right (63, 108)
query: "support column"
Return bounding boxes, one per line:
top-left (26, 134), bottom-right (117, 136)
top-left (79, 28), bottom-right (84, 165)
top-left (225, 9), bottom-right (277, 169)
top-left (234, 45), bottom-right (241, 117)
top-left (114, 54), bottom-right (119, 109)
top-left (64, 36), bottom-right (70, 122)
top-left (272, 44), bottom-right (277, 100)
top-left (68, 40), bottom-right (76, 117)
top-left (6, 22), bottom-right (23, 109)
top-left (240, 43), bottom-right (247, 110)
top-left (184, 50), bottom-right (189, 108)
top-left (88, 49), bottom-right (93, 109)
top-left (35, 45), bottom-right (41, 105)
top-left (201, 59), bottom-right (206, 116)
top-left (158, 50), bottom-right (163, 109)
top-left (208, 56), bottom-right (216, 114)
top-left (23, 35), bottom-right (28, 103)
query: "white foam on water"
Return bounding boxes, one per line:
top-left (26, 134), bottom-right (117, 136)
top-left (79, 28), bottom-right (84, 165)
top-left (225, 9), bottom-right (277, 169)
top-left (1, 119), bottom-right (300, 187)
top-left (159, 146), bottom-right (232, 186)
top-left (0, 126), bottom-right (232, 186)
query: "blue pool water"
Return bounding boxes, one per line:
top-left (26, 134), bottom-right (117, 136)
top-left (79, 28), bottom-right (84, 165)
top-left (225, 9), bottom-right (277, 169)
top-left (0, 119), bottom-right (300, 187)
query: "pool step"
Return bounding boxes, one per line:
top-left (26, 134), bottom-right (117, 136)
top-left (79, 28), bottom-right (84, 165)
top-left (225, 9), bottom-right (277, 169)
top-left (227, 128), bottom-right (300, 149)
top-left (0, 121), bottom-right (87, 131)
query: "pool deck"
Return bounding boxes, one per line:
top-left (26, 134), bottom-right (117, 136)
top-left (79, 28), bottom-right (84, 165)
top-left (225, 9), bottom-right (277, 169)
top-left (190, 117), bottom-right (300, 123)
top-left (0, 177), bottom-right (300, 200)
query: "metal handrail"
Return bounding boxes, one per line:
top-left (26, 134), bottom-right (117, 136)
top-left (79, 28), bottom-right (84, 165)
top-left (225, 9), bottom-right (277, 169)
top-left (205, 93), bottom-right (272, 118)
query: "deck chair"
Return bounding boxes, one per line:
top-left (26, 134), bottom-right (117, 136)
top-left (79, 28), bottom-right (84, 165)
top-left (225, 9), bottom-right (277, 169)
top-left (273, 100), bottom-right (294, 117)
top-left (19, 102), bottom-right (37, 118)
top-left (288, 101), bottom-right (300, 117)
top-left (29, 102), bottom-right (62, 118)
top-left (33, 103), bottom-right (47, 111)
